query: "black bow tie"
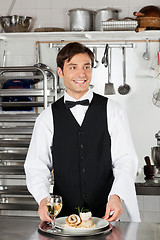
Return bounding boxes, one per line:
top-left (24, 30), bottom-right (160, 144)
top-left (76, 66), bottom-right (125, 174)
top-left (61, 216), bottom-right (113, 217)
top-left (65, 99), bottom-right (90, 109)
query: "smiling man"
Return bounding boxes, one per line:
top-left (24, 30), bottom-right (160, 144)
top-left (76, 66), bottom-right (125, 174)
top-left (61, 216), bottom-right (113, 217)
top-left (24, 42), bottom-right (140, 223)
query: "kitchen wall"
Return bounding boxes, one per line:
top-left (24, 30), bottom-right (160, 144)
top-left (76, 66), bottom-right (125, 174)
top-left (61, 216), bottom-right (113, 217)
top-left (0, 0), bottom-right (160, 221)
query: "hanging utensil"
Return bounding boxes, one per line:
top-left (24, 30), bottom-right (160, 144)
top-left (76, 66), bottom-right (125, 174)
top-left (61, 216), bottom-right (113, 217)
top-left (104, 47), bottom-right (115, 95)
top-left (101, 44), bottom-right (109, 67)
top-left (152, 88), bottom-right (160, 107)
top-left (118, 47), bottom-right (131, 95)
top-left (93, 47), bottom-right (99, 68)
top-left (143, 38), bottom-right (150, 60)
top-left (6, 0), bottom-right (16, 16)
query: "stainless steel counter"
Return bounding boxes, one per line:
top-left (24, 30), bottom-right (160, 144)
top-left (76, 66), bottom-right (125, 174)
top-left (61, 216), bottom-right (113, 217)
top-left (0, 216), bottom-right (160, 240)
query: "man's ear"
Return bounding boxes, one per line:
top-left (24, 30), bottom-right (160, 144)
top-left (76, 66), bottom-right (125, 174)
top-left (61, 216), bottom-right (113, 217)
top-left (57, 67), bottom-right (63, 79)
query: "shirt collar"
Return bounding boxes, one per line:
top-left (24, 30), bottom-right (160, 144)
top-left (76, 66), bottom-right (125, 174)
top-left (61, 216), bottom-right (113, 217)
top-left (64, 89), bottom-right (93, 103)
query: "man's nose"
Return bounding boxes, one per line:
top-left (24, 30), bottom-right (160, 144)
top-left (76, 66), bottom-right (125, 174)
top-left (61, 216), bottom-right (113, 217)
top-left (78, 67), bottom-right (85, 76)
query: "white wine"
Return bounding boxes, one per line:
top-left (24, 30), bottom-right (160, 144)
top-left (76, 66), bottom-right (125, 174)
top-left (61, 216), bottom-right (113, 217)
top-left (47, 203), bottom-right (62, 218)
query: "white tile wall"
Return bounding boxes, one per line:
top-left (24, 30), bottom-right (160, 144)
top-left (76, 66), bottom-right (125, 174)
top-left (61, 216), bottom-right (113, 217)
top-left (120, 196), bottom-right (160, 223)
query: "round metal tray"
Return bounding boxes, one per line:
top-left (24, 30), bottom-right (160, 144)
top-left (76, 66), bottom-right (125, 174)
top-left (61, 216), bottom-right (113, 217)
top-left (38, 217), bottom-right (112, 237)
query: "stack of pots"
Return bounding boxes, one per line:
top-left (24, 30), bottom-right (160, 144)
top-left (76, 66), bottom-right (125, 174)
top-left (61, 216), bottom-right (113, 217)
top-left (94, 8), bottom-right (119, 31)
top-left (67, 8), bottom-right (119, 31)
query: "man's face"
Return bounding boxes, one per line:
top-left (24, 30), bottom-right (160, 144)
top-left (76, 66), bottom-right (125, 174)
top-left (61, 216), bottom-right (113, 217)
top-left (58, 53), bottom-right (92, 99)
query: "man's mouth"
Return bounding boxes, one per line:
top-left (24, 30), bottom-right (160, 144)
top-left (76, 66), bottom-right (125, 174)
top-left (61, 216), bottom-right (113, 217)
top-left (73, 79), bottom-right (87, 84)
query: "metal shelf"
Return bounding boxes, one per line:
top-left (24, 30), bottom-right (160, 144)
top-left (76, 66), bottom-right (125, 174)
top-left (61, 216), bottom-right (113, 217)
top-left (0, 185), bottom-right (29, 194)
top-left (0, 166), bottom-right (24, 175)
top-left (0, 114), bottom-right (38, 122)
top-left (0, 101), bottom-right (45, 107)
top-left (0, 150), bottom-right (27, 160)
top-left (0, 138), bottom-right (31, 147)
top-left (0, 88), bottom-right (54, 97)
top-left (0, 66), bottom-right (57, 215)
top-left (0, 126), bottom-right (33, 135)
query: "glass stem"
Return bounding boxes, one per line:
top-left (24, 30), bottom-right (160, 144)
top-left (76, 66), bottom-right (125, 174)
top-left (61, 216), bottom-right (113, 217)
top-left (52, 217), bottom-right (56, 228)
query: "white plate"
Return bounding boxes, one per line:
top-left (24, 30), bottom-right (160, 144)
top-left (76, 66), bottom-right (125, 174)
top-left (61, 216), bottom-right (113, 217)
top-left (39, 218), bottom-right (112, 237)
top-left (55, 217), bottom-right (109, 234)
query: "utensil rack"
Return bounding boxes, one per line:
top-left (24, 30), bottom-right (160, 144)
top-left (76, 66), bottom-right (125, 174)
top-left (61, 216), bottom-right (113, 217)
top-left (0, 66), bottom-right (57, 216)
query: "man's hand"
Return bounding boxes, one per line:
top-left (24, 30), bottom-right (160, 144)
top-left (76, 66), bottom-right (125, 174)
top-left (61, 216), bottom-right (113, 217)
top-left (38, 198), bottom-right (53, 222)
top-left (103, 194), bottom-right (123, 222)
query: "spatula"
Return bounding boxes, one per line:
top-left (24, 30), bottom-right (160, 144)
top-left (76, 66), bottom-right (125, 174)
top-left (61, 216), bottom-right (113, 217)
top-left (104, 47), bottom-right (115, 95)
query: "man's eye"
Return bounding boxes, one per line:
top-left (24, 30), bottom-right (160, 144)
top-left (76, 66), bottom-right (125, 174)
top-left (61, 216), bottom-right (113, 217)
top-left (84, 66), bottom-right (91, 69)
top-left (70, 67), bottom-right (76, 69)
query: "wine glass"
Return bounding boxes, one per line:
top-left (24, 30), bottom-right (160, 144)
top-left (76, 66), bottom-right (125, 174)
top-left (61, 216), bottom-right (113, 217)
top-left (46, 195), bottom-right (62, 231)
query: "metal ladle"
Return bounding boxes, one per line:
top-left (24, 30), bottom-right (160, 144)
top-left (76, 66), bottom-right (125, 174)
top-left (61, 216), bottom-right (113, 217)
top-left (118, 47), bottom-right (131, 95)
top-left (93, 47), bottom-right (99, 68)
top-left (143, 38), bottom-right (150, 60)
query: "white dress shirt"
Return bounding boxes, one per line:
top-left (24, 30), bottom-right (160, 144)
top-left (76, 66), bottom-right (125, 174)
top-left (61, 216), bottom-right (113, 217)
top-left (24, 89), bottom-right (141, 222)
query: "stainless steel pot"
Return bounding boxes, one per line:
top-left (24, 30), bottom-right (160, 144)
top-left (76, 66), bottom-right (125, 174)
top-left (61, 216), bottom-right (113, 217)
top-left (94, 8), bottom-right (119, 31)
top-left (67, 8), bottom-right (94, 31)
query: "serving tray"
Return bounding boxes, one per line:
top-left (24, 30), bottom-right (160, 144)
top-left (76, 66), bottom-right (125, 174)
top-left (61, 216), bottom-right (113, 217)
top-left (38, 217), bottom-right (112, 237)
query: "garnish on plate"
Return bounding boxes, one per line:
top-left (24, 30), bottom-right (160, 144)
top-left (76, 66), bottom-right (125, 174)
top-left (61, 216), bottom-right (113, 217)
top-left (65, 207), bottom-right (95, 229)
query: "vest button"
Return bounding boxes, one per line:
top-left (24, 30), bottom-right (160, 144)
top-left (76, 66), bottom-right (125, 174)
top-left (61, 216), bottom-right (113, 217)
top-left (82, 193), bottom-right (88, 198)
top-left (78, 131), bottom-right (83, 135)
top-left (82, 168), bottom-right (85, 173)
top-left (80, 144), bottom-right (84, 149)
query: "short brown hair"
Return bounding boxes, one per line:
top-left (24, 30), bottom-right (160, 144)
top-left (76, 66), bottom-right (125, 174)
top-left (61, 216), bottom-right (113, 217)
top-left (56, 42), bottom-right (94, 70)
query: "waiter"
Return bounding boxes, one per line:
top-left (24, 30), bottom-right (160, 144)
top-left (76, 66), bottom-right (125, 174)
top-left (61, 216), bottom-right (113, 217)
top-left (24, 42), bottom-right (140, 222)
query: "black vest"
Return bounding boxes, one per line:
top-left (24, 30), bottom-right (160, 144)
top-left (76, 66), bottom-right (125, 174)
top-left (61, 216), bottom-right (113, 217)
top-left (51, 93), bottom-right (114, 217)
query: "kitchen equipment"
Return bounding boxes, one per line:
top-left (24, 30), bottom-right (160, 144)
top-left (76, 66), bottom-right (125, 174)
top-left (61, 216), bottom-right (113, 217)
top-left (2, 79), bottom-right (33, 111)
top-left (67, 8), bottom-right (94, 31)
top-left (143, 38), bottom-right (150, 60)
top-left (144, 164), bottom-right (156, 180)
top-left (118, 47), bottom-right (130, 95)
top-left (104, 47), bottom-right (115, 95)
top-left (133, 5), bottom-right (160, 32)
top-left (6, 0), bottom-right (16, 16)
top-left (34, 27), bottom-right (65, 32)
top-left (0, 15), bottom-right (32, 32)
top-left (152, 88), bottom-right (160, 107)
top-left (101, 44), bottom-right (109, 67)
top-left (151, 130), bottom-right (160, 177)
top-left (134, 5), bottom-right (160, 18)
top-left (94, 8), bottom-right (119, 31)
top-left (102, 18), bottom-right (138, 31)
top-left (144, 156), bottom-right (151, 166)
top-left (93, 47), bottom-right (99, 68)
top-left (34, 42), bottom-right (52, 78)
top-left (144, 156), bottom-right (156, 180)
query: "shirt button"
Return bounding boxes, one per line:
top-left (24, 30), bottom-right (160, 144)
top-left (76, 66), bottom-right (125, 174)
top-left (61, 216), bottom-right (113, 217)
top-left (82, 168), bottom-right (85, 173)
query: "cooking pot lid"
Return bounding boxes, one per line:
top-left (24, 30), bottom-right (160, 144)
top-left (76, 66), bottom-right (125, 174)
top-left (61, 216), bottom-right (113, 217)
top-left (95, 7), bottom-right (119, 13)
top-left (68, 8), bottom-right (94, 12)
